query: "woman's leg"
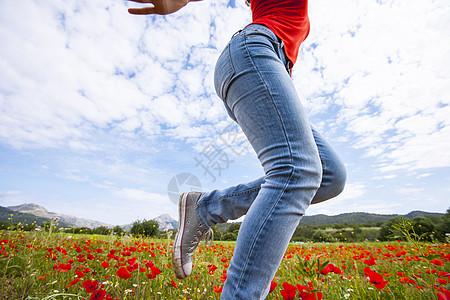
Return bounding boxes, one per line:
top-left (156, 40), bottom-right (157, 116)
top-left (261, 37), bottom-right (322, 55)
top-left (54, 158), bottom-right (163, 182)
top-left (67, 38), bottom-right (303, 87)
top-left (201, 24), bottom-right (320, 299)
top-left (196, 127), bottom-right (347, 227)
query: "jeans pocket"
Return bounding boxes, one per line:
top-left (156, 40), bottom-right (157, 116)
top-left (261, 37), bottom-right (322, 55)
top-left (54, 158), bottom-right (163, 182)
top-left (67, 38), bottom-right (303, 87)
top-left (214, 44), bottom-right (235, 101)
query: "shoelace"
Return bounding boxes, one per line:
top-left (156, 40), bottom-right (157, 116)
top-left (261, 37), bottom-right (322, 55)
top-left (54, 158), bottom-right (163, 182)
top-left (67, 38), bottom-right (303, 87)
top-left (187, 227), bottom-right (214, 253)
top-left (199, 228), bottom-right (214, 247)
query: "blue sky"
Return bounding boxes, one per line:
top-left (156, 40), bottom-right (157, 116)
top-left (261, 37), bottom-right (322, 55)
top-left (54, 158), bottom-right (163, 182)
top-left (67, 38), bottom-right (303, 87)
top-left (1, 0), bottom-right (449, 226)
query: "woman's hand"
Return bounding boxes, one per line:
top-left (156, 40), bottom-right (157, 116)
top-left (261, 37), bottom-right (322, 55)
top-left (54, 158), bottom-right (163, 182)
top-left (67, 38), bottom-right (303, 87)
top-left (127, 0), bottom-right (190, 15)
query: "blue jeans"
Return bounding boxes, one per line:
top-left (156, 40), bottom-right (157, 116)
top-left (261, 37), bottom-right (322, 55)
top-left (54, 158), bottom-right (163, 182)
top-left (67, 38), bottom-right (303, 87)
top-left (196, 24), bottom-right (346, 299)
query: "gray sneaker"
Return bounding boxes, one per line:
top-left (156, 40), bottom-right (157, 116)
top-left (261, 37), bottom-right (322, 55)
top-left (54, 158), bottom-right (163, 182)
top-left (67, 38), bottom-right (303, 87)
top-left (172, 192), bottom-right (213, 279)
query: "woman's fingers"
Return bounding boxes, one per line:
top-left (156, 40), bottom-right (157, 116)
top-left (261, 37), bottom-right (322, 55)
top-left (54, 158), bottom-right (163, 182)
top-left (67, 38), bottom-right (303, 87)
top-left (128, 7), bottom-right (156, 15)
top-left (127, 0), bottom-right (153, 3)
top-left (127, 0), bottom-right (156, 15)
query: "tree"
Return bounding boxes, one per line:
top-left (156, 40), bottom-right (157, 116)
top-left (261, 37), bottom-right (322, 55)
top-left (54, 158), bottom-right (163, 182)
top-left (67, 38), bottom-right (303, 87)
top-left (435, 208), bottom-right (450, 242)
top-left (292, 226), bottom-right (315, 241)
top-left (311, 230), bottom-right (332, 242)
top-left (222, 232), bottom-right (237, 241)
top-left (378, 218), bottom-right (400, 241)
top-left (93, 226), bottom-right (110, 235)
top-left (113, 225), bottom-right (125, 236)
top-left (130, 219), bottom-right (159, 237)
top-left (411, 216), bottom-right (434, 242)
top-left (228, 223), bottom-right (241, 233)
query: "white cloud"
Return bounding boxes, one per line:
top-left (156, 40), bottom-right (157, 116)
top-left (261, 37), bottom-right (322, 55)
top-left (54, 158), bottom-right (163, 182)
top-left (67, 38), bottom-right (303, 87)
top-left (293, 0), bottom-right (450, 173)
top-left (1, 0), bottom-right (449, 223)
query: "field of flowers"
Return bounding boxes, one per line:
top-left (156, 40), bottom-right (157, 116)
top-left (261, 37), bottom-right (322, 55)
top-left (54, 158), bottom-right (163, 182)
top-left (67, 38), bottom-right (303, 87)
top-left (0, 230), bottom-right (449, 299)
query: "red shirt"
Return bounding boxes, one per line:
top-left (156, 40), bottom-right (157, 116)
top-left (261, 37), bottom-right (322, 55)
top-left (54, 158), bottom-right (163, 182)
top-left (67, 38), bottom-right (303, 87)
top-left (250, 0), bottom-right (310, 66)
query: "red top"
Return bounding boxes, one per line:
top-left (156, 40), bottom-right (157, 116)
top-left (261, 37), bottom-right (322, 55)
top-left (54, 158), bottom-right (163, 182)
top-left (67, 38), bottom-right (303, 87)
top-left (250, 0), bottom-right (310, 66)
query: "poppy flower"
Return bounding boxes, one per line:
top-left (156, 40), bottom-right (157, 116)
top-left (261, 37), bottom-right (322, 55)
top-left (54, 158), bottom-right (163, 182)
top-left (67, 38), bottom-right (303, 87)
top-left (117, 267), bottom-right (131, 279)
top-left (66, 278), bottom-right (80, 289)
top-left (208, 264), bottom-right (218, 275)
top-left (171, 279), bottom-right (178, 288)
top-left (81, 279), bottom-right (100, 294)
top-left (431, 259), bottom-right (444, 266)
top-left (214, 286), bottom-right (223, 293)
top-left (364, 258), bottom-right (376, 266)
top-left (280, 282), bottom-right (297, 300)
top-left (297, 282), bottom-right (323, 300)
top-left (320, 263), bottom-right (342, 275)
top-left (76, 270), bottom-right (86, 278)
top-left (437, 290), bottom-right (450, 300)
top-left (220, 270), bottom-right (227, 283)
top-left (364, 267), bottom-right (388, 290)
top-left (269, 281), bottom-right (278, 293)
top-left (90, 289), bottom-right (106, 300)
top-left (101, 261), bottom-right (110, 268)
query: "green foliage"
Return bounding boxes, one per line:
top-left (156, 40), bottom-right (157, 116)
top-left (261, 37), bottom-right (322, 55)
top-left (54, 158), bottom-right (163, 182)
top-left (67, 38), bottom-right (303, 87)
top-left (222, 232), bottom-right (237, 241)
top-left (378, 218), bottom-right (400, 241)
top-left (71, 227), bottom-right (93, 235)
top-left (227, 223), bottom-right (241, 233)
top-left (113, 225), bottom-right (125, 236)
top-left (311, 230), bottom-right (332, 242)
top-left (130, 219), bottom-right (159, 237)
top-left (93, 226), bottom-right (110, 235)
top-left (410, 216), bottom-right (435, 242)
top-left (435, 208), bottom-right (450, 242)
top-left (294, 256), bottom-right (329, 281)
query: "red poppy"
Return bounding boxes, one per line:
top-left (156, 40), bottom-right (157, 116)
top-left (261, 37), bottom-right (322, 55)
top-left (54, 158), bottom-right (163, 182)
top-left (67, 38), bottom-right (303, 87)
top-left (171, 279), bottom-right (178, 288)
top-left (116, 267), bottom-right (131, 279)
top-left (320, 263), bottom-right (342, 275)
top-left (431, 259), bottom-right (444, 266)
top-left (208, 264), bottom-right (218, 275)
top-left (280, 282), bottom-right (297, 300)
top-left (364, 267), bottom-right (388, 290)
top-left (101, 261), bottom-right (110, 268)
top-left (76, 270), bottom-right (86, 278)
top-left (437, 290), bottom-right (450, 300)
top-left (214, 286), bottom-right (223, 293)
top-left (269, 281), bottom-right (278, 293)
top-left (297, 282), bottom-right (323, 300)
top-left (81, 279), bottom-right (99, 294)
top-left (90, 289), bottom-right (106, 300)
top-left (66, 278), bottom-right (80, 289)
top-left (146, 266), bottom-right (162, 279)
top-left (364, 258), bottom-right (376, 266)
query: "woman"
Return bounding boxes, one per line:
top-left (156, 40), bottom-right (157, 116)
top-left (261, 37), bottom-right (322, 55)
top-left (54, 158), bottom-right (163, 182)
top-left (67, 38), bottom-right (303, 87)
top-left (128, 0), bottom-right (346, 298)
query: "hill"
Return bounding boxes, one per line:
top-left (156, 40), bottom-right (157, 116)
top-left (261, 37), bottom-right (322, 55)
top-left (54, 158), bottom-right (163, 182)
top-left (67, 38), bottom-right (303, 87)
top-left (299, 210), bottom-right (443, 226)
top-left (0, 206), bottom-right (71, 227)
top-left (2, 202), bottom-right (444, 231)
top-left (2, 203), bottom-right (179, 231)
top-left (5, 203), bottom-right (111, 229)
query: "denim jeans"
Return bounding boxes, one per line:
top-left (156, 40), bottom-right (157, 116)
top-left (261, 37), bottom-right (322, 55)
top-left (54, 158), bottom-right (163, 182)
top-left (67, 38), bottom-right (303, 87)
top-left (196, 24), bottom-right (346, 299)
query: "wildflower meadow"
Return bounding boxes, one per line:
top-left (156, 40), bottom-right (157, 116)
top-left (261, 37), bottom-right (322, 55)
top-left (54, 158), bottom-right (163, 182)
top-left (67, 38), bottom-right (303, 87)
top-left (1, 225), bottom-right (449, 300)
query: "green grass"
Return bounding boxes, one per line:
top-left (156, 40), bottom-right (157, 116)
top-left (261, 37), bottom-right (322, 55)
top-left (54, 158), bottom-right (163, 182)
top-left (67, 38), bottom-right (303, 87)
top-left (0, 230), bottom-right (448, 299)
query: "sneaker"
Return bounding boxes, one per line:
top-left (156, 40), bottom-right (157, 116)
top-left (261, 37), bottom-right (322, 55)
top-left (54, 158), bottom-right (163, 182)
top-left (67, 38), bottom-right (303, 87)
top-left (172, 192), bottom-right (213, 279)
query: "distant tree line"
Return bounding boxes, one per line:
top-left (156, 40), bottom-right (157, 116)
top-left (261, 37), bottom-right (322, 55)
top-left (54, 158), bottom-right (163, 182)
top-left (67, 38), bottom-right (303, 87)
top-left (194, 208), bottom-right (450, 243)
top-left (0, 219), bottom-right (160, 238)
top-left (2, 208), bottom-right (449, 243)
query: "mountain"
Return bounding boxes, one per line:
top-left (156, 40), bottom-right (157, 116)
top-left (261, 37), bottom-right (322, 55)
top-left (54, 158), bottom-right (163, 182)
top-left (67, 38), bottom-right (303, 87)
top-left (299, 210), bottom-right (443, 226)
top-left (0, 206), bottom-right (63, 227)
top-left (154, 214), bottom-right (178, 231)
top-left (6, 203), bottom-right (111, 229)
top-left (3, 202), bottom-right (443, 231)
top-left (121, 214), bottom-right (179, 232)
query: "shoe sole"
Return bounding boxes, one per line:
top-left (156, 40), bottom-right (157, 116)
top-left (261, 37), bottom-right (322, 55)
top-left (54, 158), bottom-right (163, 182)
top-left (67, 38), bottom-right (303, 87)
top-left (172, 193), bottom-right (189, 279)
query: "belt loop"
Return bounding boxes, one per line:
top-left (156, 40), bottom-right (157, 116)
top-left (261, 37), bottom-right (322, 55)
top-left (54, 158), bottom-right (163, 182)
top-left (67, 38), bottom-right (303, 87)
top-left (232, 29), bottom-right (242, 39)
